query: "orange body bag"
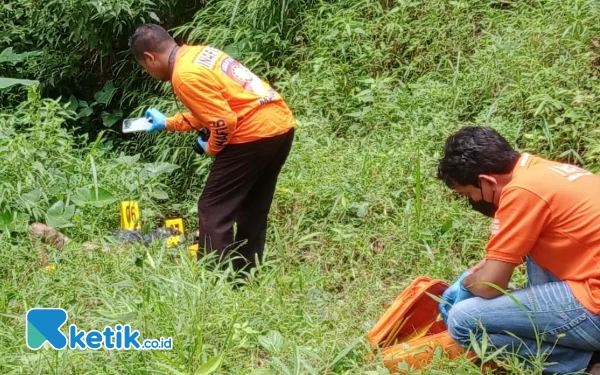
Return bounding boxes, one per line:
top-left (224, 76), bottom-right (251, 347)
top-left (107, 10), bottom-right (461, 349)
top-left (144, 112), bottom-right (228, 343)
top-left (366, 276), bottom-right (478, 373)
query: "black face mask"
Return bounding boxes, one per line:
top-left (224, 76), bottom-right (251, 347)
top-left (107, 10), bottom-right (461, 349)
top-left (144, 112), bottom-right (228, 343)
top-left (468, 198), bottom-right (497, 218)
top-left (468, 182), bottom-right (497, 218)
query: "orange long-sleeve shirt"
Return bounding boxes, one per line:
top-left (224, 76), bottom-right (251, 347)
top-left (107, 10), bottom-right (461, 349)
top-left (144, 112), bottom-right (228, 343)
top-left (166, 45), bottom-right (296, 155)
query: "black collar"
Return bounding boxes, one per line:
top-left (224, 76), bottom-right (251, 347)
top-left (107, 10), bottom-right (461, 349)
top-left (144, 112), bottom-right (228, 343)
top-left (168, 45), bottom-right (180, 80)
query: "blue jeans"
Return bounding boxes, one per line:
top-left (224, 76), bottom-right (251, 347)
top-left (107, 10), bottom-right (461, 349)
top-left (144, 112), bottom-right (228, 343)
top-left (447, 257), bottom-right (600, 374)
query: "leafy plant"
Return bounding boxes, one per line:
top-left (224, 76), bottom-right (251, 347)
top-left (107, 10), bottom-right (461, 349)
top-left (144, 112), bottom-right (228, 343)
top-left (0, 85), bottom-right (181, 238)
top-left (0, 76), bottom-right (38, 89)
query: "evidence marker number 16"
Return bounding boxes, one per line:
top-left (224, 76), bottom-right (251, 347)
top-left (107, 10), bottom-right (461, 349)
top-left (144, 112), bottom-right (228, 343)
top-left (120, 201), bottom-right (141, 230)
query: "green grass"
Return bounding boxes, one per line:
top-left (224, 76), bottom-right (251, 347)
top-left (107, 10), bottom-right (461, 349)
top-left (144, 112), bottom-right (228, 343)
top-left (2, 0), bottom-right (600, 374)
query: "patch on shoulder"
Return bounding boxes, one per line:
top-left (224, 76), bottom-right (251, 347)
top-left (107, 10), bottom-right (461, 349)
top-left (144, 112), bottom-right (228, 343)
top-left (221, 57), bottom-right (234, 73)
top-left (193, 46), bottom-right (221, 69)
top-left (492, 218), bottom-right (500, 235)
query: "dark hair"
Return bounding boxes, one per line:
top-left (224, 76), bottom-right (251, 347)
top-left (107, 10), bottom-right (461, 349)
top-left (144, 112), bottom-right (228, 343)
top-left (128, 24), bottom-right (175, 61)
top-left (437, 126), bottom-right (520, 188)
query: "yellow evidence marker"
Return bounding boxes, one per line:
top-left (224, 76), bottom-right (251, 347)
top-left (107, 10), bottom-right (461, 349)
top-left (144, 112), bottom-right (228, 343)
top-left (120, 201), bottom-right (141, 230)
top-left (188, 243), bottom-right (198, 258)
top-left (188, 229), bottom-right (200, 257)
top-left (45, 264), bottom-right (57, 272)
top-left (164, 218), bottom-right (184, 248)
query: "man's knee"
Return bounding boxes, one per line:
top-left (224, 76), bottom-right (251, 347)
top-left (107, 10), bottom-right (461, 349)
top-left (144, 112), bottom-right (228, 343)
top-left (447, 299), bottom-right (481, 347)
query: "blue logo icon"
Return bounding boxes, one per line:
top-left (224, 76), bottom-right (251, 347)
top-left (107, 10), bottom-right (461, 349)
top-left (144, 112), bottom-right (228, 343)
top-left (26, 308), bottom-right (68, 350)
top-left (26, 308), bottom-right (172, 350)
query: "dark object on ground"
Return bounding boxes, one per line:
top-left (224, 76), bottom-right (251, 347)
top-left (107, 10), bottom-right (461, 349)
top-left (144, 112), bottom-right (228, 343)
top-left (107, 227), bottom-right (184, 247)
top-left (29, 222), bottom-right (186, 257)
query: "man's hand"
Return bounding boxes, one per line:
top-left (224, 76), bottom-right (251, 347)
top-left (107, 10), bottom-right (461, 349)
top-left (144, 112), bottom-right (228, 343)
top-left (145, 108), bottom-right (167, 133)
top-left (193, 136), bottom-right (216, 157)
top-left (439, 270), bottom-right (471, 322)
top-left (193, 136), bottom-right (208, 155)
top-left (456, 277), bottom-right (475, 304)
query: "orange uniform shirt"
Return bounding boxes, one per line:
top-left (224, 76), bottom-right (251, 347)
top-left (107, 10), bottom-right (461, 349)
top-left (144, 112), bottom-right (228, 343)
top-left (485, 153), bottom-right (600, 314)
top-left (166, 45), bottom-right (296, 155)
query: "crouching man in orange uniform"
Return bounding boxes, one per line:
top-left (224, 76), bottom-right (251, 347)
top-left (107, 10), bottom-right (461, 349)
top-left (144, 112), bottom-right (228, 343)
top-left (128, 24), bottom-right (296, 273)
top-left (436, 126), bottom-right (600, 374)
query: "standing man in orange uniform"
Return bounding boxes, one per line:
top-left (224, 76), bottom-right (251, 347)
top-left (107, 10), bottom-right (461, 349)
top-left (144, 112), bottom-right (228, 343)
top-left (128, 24), bottom-right (296, 272)
top-left (436, 126), bottom-right (600, 374)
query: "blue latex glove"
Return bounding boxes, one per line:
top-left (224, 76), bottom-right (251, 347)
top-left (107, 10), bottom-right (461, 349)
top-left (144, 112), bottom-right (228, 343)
top-left (195, 136), bottom-right (208, 154)
top-left (439, 271), bottom-right (473, 323)
top-left (455, 277), bottom-right (475, 306)
top-left (145, 108), bottom-right (166, 133)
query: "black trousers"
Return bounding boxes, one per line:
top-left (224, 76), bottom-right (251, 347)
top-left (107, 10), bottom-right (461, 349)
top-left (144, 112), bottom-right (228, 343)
top-left (197, 127), bottom-right (294, 272)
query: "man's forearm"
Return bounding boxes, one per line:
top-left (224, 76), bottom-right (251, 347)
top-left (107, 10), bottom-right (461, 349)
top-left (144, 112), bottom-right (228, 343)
top-left (462, 258), bottom-right (516, 299)
top-left (166, 113), bottom-right (202, 132)
top-left (463, 268), bottom-right (503, 299)
top-left (468, 259), bottom-right (486, 274)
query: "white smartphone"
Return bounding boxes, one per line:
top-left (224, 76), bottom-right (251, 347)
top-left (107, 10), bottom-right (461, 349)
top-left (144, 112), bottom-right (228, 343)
top-left (122, 117), bottom-right (151, 133)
